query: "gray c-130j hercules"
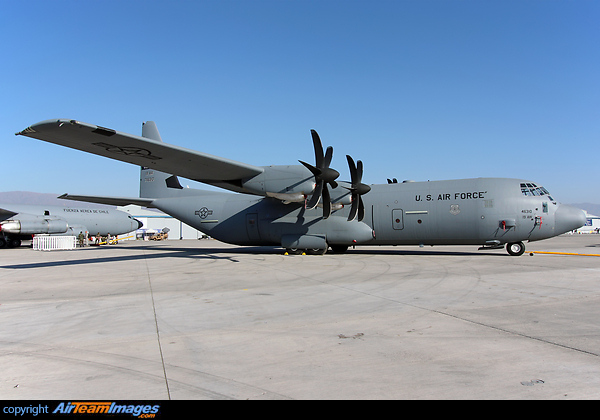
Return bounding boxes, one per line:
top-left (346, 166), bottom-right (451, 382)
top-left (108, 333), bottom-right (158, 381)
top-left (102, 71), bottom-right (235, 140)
top-left (16, 119), bottom-right (585, 256)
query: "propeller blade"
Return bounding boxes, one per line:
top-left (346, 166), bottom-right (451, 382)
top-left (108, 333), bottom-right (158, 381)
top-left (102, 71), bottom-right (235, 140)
top-left (299, 160), bottom-right (320, 177)
top-left (322, 184), bottom-right (332, 219)
top-left (346, 154), bottom-right (371, 221)
top-left (310, 129), bottom-right (324, 168)
top-left (303, 130), bottom-right (340, 218)
top-left (348, 193), bottom-right (359, 221)
top-left (347, 155), bottom-right (357, 183)
top-left (306, 181), bottom-right (322, 209)
top-left (357, 195), bottom-right (365, 222)
top-left (323, 145), bottom-right (333, 168)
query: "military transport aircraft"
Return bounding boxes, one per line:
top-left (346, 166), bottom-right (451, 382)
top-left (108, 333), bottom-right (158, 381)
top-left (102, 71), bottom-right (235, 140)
top-left (16, 119), bottom-right (585, 255)
top-left (0, 202), bottom-right (142, 248)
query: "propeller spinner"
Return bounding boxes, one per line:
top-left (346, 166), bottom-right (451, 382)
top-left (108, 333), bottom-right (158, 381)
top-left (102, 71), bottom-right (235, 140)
top-left (345, 155), bottom-right (371, 221)
top-left (299, 129), bottom-right (340, 219)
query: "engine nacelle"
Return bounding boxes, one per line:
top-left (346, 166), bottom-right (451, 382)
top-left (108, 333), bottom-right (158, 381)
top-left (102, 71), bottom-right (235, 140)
top-left (242, 165), bottom-right (316, 201)
top-left (0, 218), bottom-right (69, 235)
top-left (328, 181), bottom-right (353, 206)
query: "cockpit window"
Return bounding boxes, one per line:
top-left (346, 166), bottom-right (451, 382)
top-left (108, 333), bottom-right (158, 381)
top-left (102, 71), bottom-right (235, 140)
top-left (520, 183), bottom-right (554, 201)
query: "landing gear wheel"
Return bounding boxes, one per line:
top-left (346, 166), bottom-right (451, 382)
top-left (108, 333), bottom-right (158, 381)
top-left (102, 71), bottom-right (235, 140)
top-left (9, 239), bottom-right (21, 248)
top-left (285, 248), bottom-right (302, 255)
top-left (506, 241), bottom-right (525, 256)
top-left (0, 237), bottom-right (6, 248)
top-left (306, 248), bottom-right (327, 255)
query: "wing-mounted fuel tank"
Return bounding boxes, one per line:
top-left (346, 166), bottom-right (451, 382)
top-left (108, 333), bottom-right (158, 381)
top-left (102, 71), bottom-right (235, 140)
top-left (0, 215), bottom-right (69, 235)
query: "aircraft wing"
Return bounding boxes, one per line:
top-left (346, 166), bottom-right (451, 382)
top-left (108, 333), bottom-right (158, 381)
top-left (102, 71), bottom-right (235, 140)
top-left (58, 193), bottom-right (156, 208)
top-left (16, 119), bottom-right (264, 185)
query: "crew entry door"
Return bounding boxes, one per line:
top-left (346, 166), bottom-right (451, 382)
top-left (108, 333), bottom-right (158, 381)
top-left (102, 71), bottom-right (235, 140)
top-left (392, 209), bottom-right (404, 230)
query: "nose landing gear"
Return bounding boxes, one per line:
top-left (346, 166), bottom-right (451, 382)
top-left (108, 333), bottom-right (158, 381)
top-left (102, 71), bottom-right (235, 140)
top-left (506, 241), bottom-right (525, 256)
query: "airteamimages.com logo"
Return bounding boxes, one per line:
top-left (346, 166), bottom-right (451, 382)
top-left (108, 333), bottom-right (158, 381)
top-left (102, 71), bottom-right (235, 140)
top-left (54, 402), bottom-right (160, 417)
top-left (3, 402), bottom-right (161, 418)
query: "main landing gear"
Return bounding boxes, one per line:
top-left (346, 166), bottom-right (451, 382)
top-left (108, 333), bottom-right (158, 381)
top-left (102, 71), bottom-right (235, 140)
top-left (285, 247), bottom-right (327, 255)
top-left (284, 245), bottom-right (349, 255)
top-left (0, 236), bottom-right (22, 249)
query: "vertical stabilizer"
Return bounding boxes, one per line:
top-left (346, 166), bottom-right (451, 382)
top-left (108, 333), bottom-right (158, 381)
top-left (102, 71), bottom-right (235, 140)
top-left (139, 121), bottom-right (184, 199)
top-left (141, 121), bottom-right (163, 142)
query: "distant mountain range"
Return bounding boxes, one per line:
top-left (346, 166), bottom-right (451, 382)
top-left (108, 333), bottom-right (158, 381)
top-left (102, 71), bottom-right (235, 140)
top-left (2, 191), bottom-right (599, 217)
top-left (571, 203), bottom-right (600, 217)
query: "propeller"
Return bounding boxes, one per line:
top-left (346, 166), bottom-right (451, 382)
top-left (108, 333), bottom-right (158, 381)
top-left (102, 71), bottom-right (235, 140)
top-left (345, 155), bottom-right (371, 221)
top-left (299, 129), bottom-right (340, 219)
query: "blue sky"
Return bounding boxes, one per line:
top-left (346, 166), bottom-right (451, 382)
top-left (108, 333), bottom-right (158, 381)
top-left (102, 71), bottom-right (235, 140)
top-left (2, 0), bottom-right (599, 203)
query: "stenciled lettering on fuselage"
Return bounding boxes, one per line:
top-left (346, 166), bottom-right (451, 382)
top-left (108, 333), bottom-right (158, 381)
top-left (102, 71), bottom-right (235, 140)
top-left (415, 191), bottom-right (487, 202)
top-left (61, 208), bottom-right (110, 214)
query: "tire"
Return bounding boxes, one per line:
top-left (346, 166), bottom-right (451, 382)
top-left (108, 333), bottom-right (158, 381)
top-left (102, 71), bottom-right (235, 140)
top-left (506, 241), bottom-right (525, 256)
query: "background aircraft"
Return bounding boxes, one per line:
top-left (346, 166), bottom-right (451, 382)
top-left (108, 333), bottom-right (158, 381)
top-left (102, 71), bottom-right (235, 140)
top-left (0, 202), bottom-right (142, 248)
top-left (16, 119), bottom-right (585, 255)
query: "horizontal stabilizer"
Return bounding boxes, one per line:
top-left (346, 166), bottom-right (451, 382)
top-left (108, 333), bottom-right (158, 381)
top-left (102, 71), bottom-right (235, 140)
top-left (58, 193), bottom-right (156, 208)
top-left (0, 207), bottom-right (19, 221)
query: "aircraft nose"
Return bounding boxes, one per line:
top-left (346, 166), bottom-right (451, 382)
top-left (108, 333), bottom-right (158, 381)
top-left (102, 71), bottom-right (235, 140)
top-left (555, 204), bottom-right (586, 234)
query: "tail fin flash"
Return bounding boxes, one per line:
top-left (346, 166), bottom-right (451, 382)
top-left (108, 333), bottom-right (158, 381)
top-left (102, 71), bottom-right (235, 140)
top-left (139, 121), bottom-right (184, 199)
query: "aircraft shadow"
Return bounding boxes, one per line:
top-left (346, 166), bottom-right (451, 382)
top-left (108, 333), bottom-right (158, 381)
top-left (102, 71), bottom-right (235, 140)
top-left (1, 243), bottom-right (505, 270)
top-left (343, 248), bottom-right (504, 257)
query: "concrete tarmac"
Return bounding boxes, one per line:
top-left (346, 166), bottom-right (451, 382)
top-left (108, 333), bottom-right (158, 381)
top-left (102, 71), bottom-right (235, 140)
top-left (1, 235), bottom-right (599, 400)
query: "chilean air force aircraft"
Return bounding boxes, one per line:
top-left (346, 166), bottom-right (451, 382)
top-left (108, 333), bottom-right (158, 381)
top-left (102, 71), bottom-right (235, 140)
top-left (0, 202), bottom-right (142, 248)
top-left (16, 119), bottom-right (585, 256)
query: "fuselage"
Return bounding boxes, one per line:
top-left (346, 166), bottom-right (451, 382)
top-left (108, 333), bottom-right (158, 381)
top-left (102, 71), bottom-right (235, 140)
top-left (147, 177), bottom-right (586, 250)
top-left (363, 178), bottom-right (584, 246)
